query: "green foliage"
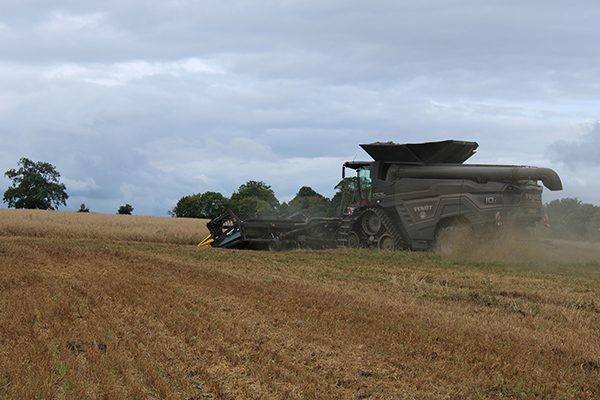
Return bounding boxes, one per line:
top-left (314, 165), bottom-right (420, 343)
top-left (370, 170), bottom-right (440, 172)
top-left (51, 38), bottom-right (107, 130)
top-left (230, 181), bottom-right (279, 219)
top-left (545, 198), bottom-right (600, 240)
top-left (117, 204), bottom-right (134, 215)
top-left (3, 158), bottom-right (68, 210)
top-left (77, 203), bottom-right (90, 213)
top-left (171, 194), bottom-right (202, 218)
top-left (287, 186), bottom-right (330, 217)
top-left (330, 177), bottom-right (358, 215)
top-left (170, 192), bottom-right (228, 219)
top-left (230, 196), bottom-right (275, 219)
top-left (278, 201), bottom-right (290, 215)
top-left (296, 186), bottom-right (319, 197)
top-left (591, 211), bottom-right (600, 241)
top-left (231, 180), bottom-right (279, 208)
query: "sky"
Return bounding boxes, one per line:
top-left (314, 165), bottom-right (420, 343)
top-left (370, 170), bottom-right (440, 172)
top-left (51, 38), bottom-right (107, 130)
top-left (1, 0), bottom-right (599, 215)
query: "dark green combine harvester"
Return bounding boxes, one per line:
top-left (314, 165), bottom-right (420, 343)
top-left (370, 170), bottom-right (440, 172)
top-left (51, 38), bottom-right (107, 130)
top-left (200, 140), bottom-right (562, 251)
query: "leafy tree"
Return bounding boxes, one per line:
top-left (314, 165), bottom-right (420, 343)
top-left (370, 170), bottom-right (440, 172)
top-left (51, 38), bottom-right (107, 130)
top-left (117, 204), bottom-right (134, 215)
top-left (170, 192), bottom-right (228, 219)
top-left (229, 180), bottom-right (280, 219)
top-left (171, 194), bottom-right (202, 218)
top-left (296, 186), bottom-right (320, 197)
top-left (546, 198), bottom-right (599, 240)
top-left (329, 177), bottom-right (358, 215)
top-left (199, 192), bottom-right (229, 218)
top-left (287, 186), bottom-right (330, 217)
top-left (590, 208), bottom-right (600, 241)
top-left (230, 196), bottom-right (275, 219)
top-left (3, 158), bottom-right (68, 210)
top-left (77, 203), bottom-right (90, 213)
top-left (231, 180), bottom-right (279, 208)
top-left (278, 201), bottom-right (289, 215)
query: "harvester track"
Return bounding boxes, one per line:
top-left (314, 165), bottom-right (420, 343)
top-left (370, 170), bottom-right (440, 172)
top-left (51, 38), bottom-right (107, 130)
top-left (336, 214), bottom-right (354, 248)
top-left (370, 207), bottom-right (409, 250)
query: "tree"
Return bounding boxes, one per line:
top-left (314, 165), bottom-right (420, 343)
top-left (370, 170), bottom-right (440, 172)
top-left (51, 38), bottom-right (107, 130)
top-left (229, 180), bottom-right (280, 218)
top-left (77, 203), bottom-right (90, 213)
top-left (171, 194), bottom-right (202, 218)
top-left (287, 186), bottom-right (330, 217)
top-left (230, 181), bottom-right (279, 208)
top-left (230, 196), bottom-right (274, 219)
top-left (170, 192), bottom-right (228, 219)
top-left (590, 208), bottom-right (600, 241)
top-left (296, 186), bottom-right (320, 197)
top-left (117, 204), bottom-right (134, 215)
top-left (329, 177), bottom-right (358, 215)
top-left (3, 158), bottom-right (68, 210)
top-left (546, 198), bottom-right (599, 240)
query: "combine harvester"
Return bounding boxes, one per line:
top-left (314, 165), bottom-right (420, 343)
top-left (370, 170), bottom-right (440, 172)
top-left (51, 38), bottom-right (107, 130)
top-left (200, 140), bottom-right (562, 252)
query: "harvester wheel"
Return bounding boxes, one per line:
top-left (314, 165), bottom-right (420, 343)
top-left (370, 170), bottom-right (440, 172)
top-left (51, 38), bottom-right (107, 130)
top-left (370, 207), bottom-right (409, 250)
top-left (377, 234), bottom-right (395, 251)
top-left (433, 223), bottom-right (472, 256)
top-left (268, 239), bottom-right (285, 252)
top-left (361, 210), bottom-right (382, 236)
top-left (347, 231), bottom-right (361, 248)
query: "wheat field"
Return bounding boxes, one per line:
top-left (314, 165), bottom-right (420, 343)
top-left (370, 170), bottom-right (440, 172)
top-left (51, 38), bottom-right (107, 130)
top-left (0, 209), bottom-right (208, 244)
top-left (0, 209), bottom-right (599, 399)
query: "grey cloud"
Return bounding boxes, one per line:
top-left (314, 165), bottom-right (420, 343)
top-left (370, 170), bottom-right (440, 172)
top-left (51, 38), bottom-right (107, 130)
top-left (548, 122), bottom-right (600, 167)
top-left (1, 1), bottom-right (600, 214)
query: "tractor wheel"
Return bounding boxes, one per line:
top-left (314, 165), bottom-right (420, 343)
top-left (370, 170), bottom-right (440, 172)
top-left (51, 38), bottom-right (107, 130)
top-left (377, 233), bottom-right (395, 251)
top-left (361, 210), bottom-right (382, 236)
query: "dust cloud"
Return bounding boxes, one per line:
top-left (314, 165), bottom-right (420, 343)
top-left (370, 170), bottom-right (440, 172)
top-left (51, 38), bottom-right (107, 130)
top-left (437, 227), bottom-right (600, 264)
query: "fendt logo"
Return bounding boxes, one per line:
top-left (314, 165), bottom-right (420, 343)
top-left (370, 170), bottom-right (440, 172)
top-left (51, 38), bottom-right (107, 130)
top-left (413, 204), bottom-right (435, 220)
top-left (413, 205), bottom-right (433, 212)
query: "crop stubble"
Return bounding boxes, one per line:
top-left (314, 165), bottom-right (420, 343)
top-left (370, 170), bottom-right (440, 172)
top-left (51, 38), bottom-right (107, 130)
top-left (0, 210), bottom-right (599, 399)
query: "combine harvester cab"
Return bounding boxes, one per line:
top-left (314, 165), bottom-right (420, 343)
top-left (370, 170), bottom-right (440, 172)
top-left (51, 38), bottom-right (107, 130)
top-left (201, 140), bottom-right (562, 252)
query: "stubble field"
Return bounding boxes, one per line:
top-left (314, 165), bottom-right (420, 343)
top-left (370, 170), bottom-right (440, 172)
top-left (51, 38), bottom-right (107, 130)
top-left (0, 209), bottom-right (599, 399)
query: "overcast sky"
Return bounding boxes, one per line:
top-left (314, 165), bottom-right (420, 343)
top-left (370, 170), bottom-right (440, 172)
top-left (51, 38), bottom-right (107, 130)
top-left (1, 0), bottom-right (599, 215)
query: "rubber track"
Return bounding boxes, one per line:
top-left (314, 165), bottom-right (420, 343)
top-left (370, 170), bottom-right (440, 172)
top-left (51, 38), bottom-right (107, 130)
top-left (335, 214), bottom-right (354, 248)
top-left (371, 207), bottom-right (409, 250)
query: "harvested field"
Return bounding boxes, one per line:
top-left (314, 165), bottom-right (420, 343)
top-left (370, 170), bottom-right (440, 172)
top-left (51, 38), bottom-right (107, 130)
top-left (0, 210), bottom-right (599, 399)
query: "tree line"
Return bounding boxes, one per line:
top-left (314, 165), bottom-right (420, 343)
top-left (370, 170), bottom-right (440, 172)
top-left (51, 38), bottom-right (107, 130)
top-left (168, 187), bottom-right (600, 242)
top-left (1, 157), bottom-right (354, 218)
top-left (3, 157), bottom-right (600, 241)
top-left (545, 198), bottom-right (600, 241)
top-left (169, 179), bottom-right (355, 219)
top-left (3, 158), bottom-right (135, 215)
